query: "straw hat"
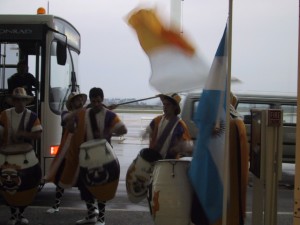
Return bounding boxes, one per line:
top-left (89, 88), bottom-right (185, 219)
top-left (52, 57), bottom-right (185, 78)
top-left (6, 87), bottom-right (34, 106)
top-left (159, 93), bottom-right (181, 115)
top-left (66, 92), bottom-right (87, 111)
top-left (230, 92), bottom-right (238, 109)
top-left (230, 92), bottom-right (241, 118)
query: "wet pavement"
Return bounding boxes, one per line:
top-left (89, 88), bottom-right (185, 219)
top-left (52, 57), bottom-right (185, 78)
top-left (0, 136), bottom-right (155, 225)
top-left (0, 112), bottom-right (296, 225)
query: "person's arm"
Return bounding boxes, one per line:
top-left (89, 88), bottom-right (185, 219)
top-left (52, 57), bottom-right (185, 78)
top-left (15, 130), bottom-right (42, 141)
top-left (30, 73), bottom-right (39, 90)
top-left (103, 124), bottom-right (127, 141)
top-left (104, 111), bottom-right (128, 139)
top-left (62, 109), bottom-right (81, 123)
top-left (169, 139), bottom-right (193, 158)
top-left (169, 121), bottom-right (194, 157)
top-left (14, 113), bottom-right (42, 142)
top-left (61, 109), bottom-right (82, 133)
top-left (112, 125), bottom-right (127, 136)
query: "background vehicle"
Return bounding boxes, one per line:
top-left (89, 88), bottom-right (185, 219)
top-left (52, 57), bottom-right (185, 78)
top-left (181, 92), bottom-right (297, 163)
top-left (0, 9), bottom-right (81, 175)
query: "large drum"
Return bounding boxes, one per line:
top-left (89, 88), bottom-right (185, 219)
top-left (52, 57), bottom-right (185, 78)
top-left (148, 158), bottom-right (193, 225)
top-left (0, 143), bottom-right (42, 207)
top-left (126, 148), bottom-right (162, 203)
top-left (79, 139), bottom-right (120, 201)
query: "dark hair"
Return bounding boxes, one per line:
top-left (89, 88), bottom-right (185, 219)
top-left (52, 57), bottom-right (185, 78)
top-left (17, 60), bottom-right (28, 66)
top-left (89, 87), bottom-right (104, 99)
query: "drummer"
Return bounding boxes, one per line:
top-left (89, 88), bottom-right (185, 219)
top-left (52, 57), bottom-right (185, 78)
top-left (144, 93), bottom-right (193, 159)
top-left (44, 91), bottom-right (87, 214)
top-left (71, 87), bottom-right (127, 225)
top-left (0, 87), bottom-right (42, 225)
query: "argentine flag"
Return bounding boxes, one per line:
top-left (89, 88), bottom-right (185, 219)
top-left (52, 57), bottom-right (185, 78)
top-left (188, 25), bottom-right (228, 224)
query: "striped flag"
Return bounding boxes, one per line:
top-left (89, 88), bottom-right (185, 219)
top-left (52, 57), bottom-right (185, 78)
top-left (188, 25), bottom-right (228, 224)
top-left (127, 8), bottom-right (209, 94)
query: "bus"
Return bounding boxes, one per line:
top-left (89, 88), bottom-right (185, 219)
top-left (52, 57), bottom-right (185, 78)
top-left (181, 92), bottom-right (297, 163)
top-left (0, 9), bottom-right (81, 176)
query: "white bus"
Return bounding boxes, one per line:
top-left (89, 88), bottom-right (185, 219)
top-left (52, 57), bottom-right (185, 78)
top-left (181, 92), bottom-right (297, 163)
top-left (0, 9), bottom-right (81, 176)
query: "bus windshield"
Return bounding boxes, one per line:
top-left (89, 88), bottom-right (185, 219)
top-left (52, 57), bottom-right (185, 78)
top-left (49, 40), bottom-right (79, 114)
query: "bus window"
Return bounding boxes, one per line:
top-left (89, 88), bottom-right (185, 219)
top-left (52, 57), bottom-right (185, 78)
top-left (0, 42), bottom-right (40, 112)
top-left (192, 100), bottom-right (198, 120)
top-left (0, 43), bottom-right (19, 89)
top-left (236, 103), bottom-right (270, 123)
top-left (49, 41), bottom-right (70, 114)
top-left (49, 40), bottom-right (79, 115)
top-left (0, 43), bottom-right (19, 64)
top-left (281, 104), bottom-right (297, 125)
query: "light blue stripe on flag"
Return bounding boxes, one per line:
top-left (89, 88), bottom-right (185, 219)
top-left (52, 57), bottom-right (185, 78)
top-left (188, 25), bottom-right (228, 224)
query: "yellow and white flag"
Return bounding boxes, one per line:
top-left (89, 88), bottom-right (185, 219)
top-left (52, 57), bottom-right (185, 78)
top-left (127, 8), bottom-right (209, 94)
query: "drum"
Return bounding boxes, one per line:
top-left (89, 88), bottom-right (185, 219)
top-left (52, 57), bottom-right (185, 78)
top-left (126, 148), bottom-right (162, 203)
top-left (0, 143), bottom-right (42, 207)
top-left (79, 139), bottom-right (120, 201)
top-left (148, 158), bottom-right (193, 225)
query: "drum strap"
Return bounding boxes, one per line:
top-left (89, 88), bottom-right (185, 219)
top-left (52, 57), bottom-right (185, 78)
top-left (154, 117), bottom-right (179, 153)
top-left (89, 108), bottom-right (111, 143)
top-left (18, 110), bottom-right (27, 131)
top-left (10, 110), bottom-right (27, 144)
top-left (89, 109), bottom-right (101, 139)
top-left (26, 112), bottom-right (36, 133)
top-left (17, 110), bottom-right (35, 144)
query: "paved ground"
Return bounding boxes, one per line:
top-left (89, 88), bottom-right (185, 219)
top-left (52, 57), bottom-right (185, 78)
top-left (0, 113), bottom-right (296, 225)
top-left (0, 205), bottom-right (155, 225)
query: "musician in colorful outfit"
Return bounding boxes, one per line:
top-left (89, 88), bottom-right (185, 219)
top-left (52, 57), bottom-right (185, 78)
top-left (0, 87), bottom-right (42, 225)
top-left (71, 87), bottom-right (127, 225)
top-left (191, 92), bottom-right (249, 225)
top-left (44, 91), bottom-right (87, 213)
top-left (145, 93), bottom-right (193, 159)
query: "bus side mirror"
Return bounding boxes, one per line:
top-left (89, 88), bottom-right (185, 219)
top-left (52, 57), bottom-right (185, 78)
top-left (57, 41), bottom-right (67, 65)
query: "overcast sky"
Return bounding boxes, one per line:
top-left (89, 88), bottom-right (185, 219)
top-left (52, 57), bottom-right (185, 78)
top-left (0, 0), bottom-right (298, 99)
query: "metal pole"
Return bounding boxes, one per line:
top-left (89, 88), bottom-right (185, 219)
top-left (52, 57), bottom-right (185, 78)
top-left (222, 1), bottom-right (233, 225)
top-left (170, 0), bottom-right (182, 33)
top-left (293, 0), bottom-right (300, 223)
top-left (1, 44), bottom-right (6, 90)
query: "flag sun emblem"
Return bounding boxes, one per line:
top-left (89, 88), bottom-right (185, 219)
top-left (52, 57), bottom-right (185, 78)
top-left (212, 119), bottom-right (226, 138)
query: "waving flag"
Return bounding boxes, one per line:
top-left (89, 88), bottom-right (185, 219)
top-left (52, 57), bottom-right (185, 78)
top-left (188, 26), bottom-right (228, 224)
top-left (127, 8), bottom-right (209, 94)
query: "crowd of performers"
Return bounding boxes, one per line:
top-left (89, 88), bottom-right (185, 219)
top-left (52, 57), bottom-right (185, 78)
top-left (0, 87), bottom-right (249, 225)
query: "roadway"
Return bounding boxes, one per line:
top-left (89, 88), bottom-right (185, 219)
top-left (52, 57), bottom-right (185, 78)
top-left (0, 112), bottom-right (296, 225)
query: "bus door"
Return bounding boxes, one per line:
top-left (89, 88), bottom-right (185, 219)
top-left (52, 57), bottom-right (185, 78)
top-left (0, 41), bottom-right (42, 114)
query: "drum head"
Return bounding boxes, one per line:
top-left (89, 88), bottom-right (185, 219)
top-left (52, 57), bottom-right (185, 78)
top-left (125, 161), bottom-right (149, 203)
top-left (80, 139), bottom-right (107, 149)
top-left (140, 148), bottom-right (162, 163)
top-left (179, 157), bottom-right (192, 161)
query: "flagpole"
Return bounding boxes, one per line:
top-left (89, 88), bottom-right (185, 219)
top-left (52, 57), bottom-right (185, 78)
top-left (170, 0), bottom-right (182, 33)
top-left (222, 0), bottom-right (233, 225)
top-left (293, 1), bottom-right (300, 224)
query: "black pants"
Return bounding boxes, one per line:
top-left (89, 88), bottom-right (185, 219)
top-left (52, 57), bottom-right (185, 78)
top-left (77, 176), bottom-right (94, 201)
